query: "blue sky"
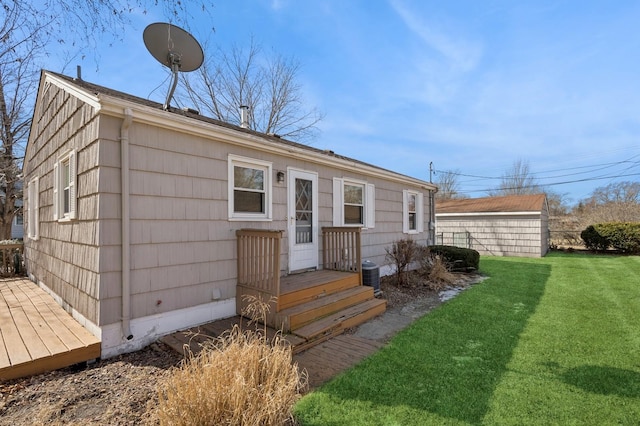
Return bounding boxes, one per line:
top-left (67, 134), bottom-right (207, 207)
top-left (46, 1), bottom-right (640, 205)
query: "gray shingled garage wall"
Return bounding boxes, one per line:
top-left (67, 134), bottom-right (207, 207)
top-left (435, 194), bottom-right (549, 258)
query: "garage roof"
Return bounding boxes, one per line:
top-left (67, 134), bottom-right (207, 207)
top-left (436, 194), bottom-right (547, 214)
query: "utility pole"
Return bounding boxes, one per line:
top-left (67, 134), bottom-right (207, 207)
top-left (428, 161), bottom-right (436, 245)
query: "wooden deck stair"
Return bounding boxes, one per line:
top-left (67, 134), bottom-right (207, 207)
top-left (275, 270), bottom-right (386, 351)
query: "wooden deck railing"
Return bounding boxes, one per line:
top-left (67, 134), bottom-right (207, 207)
top-left (236, 229), bottom-right (283, 301)
top-left (0, 243), bottom-right (24, 277)
top-left (322, 227), bottom-right (362, 284)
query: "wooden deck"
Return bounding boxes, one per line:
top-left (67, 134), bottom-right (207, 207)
top-left (0, 278), bottom-right (101, 381)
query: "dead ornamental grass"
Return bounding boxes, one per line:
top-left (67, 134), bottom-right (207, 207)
top-left (153, 296), bottom-right (307, 426)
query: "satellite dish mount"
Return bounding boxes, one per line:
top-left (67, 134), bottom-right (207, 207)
top-left (143, 23), bottom-right (204, 111)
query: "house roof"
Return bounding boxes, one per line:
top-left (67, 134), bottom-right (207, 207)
top-left (436, 194), bottom-right (547, 214)
top-left (42, 71), bottom-right (435, 190)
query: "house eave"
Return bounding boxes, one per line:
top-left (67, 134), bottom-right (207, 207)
top-left (44, 73), bottom-right (102, 110)
top-left (95, 94), bottom-right (435, 190)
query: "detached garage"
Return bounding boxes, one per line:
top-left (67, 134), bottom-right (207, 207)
top-left (435, 194), bottom-right (549, 258)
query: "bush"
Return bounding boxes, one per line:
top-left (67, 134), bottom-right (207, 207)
top-left (429, 245), bottom-right (480, 271)
top-left (417, 248), bottom-right (457, 291)
top-left (583, 222), bottom-right (640, 254)
top-left (385, 239), bottom-right (419, 286)
top-left (153, 296), bottom-right (307, 425)
top-left (581, 225), bottom-right (610, 251)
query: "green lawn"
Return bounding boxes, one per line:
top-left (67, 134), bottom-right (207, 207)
top-left (294, 253), bottom-right (640, 425)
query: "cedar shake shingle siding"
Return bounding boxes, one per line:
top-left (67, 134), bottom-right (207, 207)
top-left (435, 194), bottom-right (549, 257)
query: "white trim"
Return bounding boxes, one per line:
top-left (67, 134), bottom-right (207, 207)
top-left (228, 154), bottom-right (273, 221)
top-left (100, 298), bottom-right (236, 358)
top-left (27, 177), bottom-right (39, 240)
top-left (54, 149), bottom-right (78, 221)
top-left (403, 190), bottom-right (424, 234)
top-left (332, 177), bottom-right (375, 229)
top-left (287, 168), bottom-right (319, 272)
top-left (436, 211), bottom-right (540, 218)
top-left (44, 73), bottom-right (102, 109)
top-left (365, 183), bottom-right (376, 229)
top-left (36, 279), bottom-right (102, 338)
top-left (35, 276), bottom-right (236, 359)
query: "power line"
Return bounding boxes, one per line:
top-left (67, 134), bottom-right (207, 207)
top-left (456, 172), bottom-right (640, 195)
top-left (435, 156), bottom-right (640, 183)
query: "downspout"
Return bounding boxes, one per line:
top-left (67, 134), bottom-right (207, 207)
top-left (428, 188), bottom-right (437, 245)
top-left (121, 108), bottom-right (133, 340)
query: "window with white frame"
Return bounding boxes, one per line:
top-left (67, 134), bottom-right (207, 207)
top-left (27, 177), bottom-right (39, 239)
top-left (403, 190), bottom-right (424, 234)
top-left (333, 177), bottom-right (375, 228)
top-left (228, 155), bottom-right (272, 220)
top-left (54, 150), bottom-right (77, 221)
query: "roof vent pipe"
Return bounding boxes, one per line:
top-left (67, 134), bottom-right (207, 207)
top-left (239, 105), bottom-right (249, 128)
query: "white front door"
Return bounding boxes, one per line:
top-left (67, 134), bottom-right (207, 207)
top-left (288, 168), bottom-right (319, 272)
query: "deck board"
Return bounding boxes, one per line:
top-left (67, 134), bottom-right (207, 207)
top-left (0, 278), bottom-right (101, 381)
top-left (11, 281), bottom-right (66, 357)
top-left (280, 270), bottom-right (357, 294)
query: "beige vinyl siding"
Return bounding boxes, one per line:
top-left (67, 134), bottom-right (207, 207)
top-left (108, 121), bottom-right (434, 322)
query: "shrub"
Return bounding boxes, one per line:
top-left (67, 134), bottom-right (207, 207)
top-left (385, 239), bottom-right (419, 286)
top-left (591, 222), bottom-right (640, 254)
top-left (153, 296), bottom-right (307, 425)
top-left (581, 225), bottom-right (610, 251)
top-left (429, 245), bottom-right (480, 271)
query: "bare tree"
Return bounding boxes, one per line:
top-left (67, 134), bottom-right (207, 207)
top-left (589, 181), bottom-right (640, 205)
top-left (489, 159), bottom-right (541, 196)
top-left (0, 0), bottom-right (210, 239)
top-left (181, 39), bottom-right (324, 142)
top-left (574, 181), bottom-right (640, 227)
top-left (434, 169), bottom-right (466, 200)
top-left (0, 2), bottom-right (48, 239)
top-left (545, 190), bottom-right (570, 216)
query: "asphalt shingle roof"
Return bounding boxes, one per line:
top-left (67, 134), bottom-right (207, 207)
top-left (436, 193), bottom-right (547, 214)
top-left (46, 71), bottom-right (431, 186)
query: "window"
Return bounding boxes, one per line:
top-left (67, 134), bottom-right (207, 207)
top-left (53, 150), bottom-right (77, 221)
top-left (403, 190), bottom-right (424, 234)
top-left (27, 177), bottom-right (39, 240)
top-left (332, 178), bottom-right (375, 228)
top-left (344, 183), bottom-right (364, 225)
top-left (228, 155), bottom-right (272, 220)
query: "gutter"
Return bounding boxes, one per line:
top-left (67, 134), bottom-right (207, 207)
top-left (120, 108), bottom-right (133, 340)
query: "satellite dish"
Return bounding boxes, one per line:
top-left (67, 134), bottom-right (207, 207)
top-left (143, 22), bottom-right (204, 110)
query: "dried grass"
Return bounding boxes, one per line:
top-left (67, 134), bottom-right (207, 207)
top-left (424, 254), bottom-right (457, 292)
top-left (152, 296), bottom-right (307, 426)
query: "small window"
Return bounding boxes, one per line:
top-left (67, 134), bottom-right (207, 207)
top-left (403, 190), bottom-right (424, 234)
top-left (27, 177), bottom-right (39, 240)
top-left (53, 150), bottom-right (77, 221)
top-left (228, 155), bottom-right (272, 220)
top-left (344, 183), bottom-right (364, 225)
top-left (333, 178), bottom-right (375, 228)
